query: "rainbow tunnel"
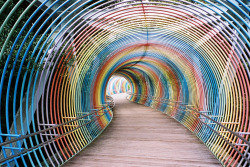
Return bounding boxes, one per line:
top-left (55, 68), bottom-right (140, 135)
top-left (0, 0), bottom-right (249, 166)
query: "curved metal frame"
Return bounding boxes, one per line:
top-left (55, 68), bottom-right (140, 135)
top-left (0, 0), bottom-right (249, 166)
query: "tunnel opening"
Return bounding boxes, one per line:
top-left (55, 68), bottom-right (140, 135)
top-left (106, 75), bottom-right (131, 96)
top-left (90, 43), bottom-right (200, 113)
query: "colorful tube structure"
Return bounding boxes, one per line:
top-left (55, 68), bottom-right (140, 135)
top-left (0, 0), bottom-right (249, 166)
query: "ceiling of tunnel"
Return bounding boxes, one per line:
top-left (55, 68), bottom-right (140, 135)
top-left (0, 0), bottom-right (249, 166)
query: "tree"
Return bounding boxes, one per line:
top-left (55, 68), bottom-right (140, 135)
top-left (0, 0), bottom-right (49, 138)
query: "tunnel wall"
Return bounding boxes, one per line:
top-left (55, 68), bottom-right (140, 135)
top-left (0, 0), bottom-right (249, 166)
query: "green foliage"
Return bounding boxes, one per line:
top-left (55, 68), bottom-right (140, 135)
top-left (0, 0), bottom-right (50, 136)
top-left (0, 0), bottom-right (48, 77)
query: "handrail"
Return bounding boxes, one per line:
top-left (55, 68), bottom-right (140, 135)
top-left (106, 95), bottom-right (115, 109)
top-left (0, 103), bottom-right (114, 165)
top-left (128, 93), bottom-right (250, 165)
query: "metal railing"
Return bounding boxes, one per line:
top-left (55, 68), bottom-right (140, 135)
top-left (0, 100), bottom-right (114, 166)
top-left (128, 93), bottom-right (250, 167)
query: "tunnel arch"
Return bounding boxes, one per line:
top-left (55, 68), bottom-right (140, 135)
top-left (0, 0), bottom-right (249, 166)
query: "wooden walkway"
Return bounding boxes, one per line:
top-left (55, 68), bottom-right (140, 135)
top-left (65, 93), bottom-right (221, 167)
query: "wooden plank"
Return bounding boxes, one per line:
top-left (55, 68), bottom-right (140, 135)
top-left (65, 93), bottom-right (221, 167)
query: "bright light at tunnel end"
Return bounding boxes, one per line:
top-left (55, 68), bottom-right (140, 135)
top-left (106, 76), bottom-right (131, 95)
top-left (0, 0), bottom-right (249, 166)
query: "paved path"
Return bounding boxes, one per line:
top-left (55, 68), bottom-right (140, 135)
top-left (65, 93), bottom-right (221, 167)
